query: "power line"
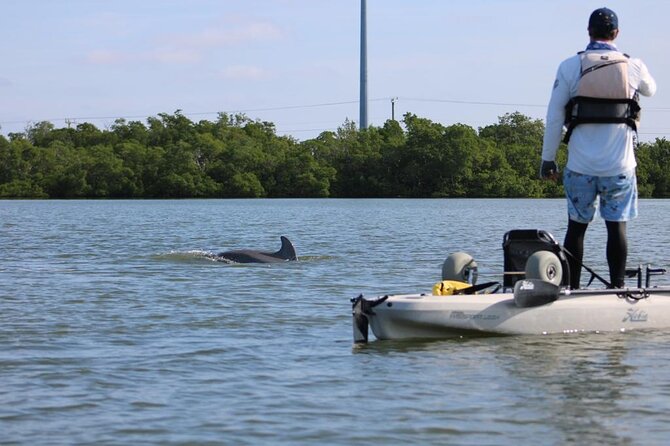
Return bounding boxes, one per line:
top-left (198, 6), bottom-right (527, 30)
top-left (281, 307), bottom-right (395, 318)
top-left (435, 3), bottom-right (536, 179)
top-left (0, 99), bottom-right (392, 128)
top-left (2, 96), bottom-right (669, 130)
top-left (400, 97), bottom-right (546, 108)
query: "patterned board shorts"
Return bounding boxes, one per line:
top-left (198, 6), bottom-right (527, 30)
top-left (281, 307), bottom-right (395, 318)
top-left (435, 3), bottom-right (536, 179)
top-left (563, 168), bottom-right (638, 223)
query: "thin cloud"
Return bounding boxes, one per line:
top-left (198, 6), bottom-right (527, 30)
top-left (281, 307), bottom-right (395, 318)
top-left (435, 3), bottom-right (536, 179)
top-left (149, 49), bottom-right (201, 64)
top-left (220, 65), bottom-right (270, 81)
top-left (84, 50), bottom-right (131, 65)
top-left (77, 12), bottom-right (130, 36)
top-left (84, 48), bottom-right (200, 65)
top-left (167, 21), bottom-right (285, 49)
top-left (83, 19), bottom-right (284, 67)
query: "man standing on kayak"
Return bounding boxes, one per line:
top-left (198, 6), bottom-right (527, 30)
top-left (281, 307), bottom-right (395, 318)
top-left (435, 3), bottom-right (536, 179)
top-left (540, 7), bottom-right (656, 289)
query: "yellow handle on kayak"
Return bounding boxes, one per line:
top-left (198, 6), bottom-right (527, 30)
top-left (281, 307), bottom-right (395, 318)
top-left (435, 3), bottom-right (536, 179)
top-left (432, 280), bottom-right (471, 296)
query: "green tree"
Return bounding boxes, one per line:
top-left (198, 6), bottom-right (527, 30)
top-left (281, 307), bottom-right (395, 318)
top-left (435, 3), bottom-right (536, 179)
top-left (73, 122), bottom-right (111, 147)
top-left (480, 112), bottom-right (563, 197)
top-left (113, 141), bottom-right (164, 197)
top-left (322, 120), bottom-right (388, 197)
top-left (25, 121), bottom-right (56, 147)
top-left (111, 119), bottom-right (149, 145)
top-left (157, 141), bottom-right (219, 198)
top-left (395, 114), bottom-right (479, 197)
top-left (272, 144), bottom-right (336, 197)
top-left (41, 141), bottom-right (88, 198)
top-left (81, 145), bottom-right (136, 197)
top-left (637, 138), bottom-right (670, 198)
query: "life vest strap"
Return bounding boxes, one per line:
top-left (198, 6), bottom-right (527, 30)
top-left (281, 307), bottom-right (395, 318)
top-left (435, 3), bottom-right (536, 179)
top-left (563, 96), bottom-right (640, 143)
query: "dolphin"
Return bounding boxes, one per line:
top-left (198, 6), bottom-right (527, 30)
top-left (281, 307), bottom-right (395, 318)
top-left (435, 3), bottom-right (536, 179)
top-left (215, 236), bottom-right (297, 263)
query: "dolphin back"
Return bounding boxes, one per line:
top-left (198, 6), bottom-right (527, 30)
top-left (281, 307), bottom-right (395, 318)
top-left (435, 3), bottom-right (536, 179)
top-left (216, 236), bottom-right (297, 263)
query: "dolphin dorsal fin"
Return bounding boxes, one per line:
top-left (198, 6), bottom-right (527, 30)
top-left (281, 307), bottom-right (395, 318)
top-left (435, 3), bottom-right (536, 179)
top-left (276, 236), bottom-right (297, 261)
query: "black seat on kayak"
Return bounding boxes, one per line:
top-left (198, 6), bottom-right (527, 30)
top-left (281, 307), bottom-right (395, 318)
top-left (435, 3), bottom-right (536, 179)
top-left (502, 229), bottom-right (571, 289)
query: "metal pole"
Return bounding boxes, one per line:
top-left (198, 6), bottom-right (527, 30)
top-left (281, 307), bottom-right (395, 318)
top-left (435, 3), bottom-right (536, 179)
top-left (359, 0), bottom-right (368, 130)
top-left (391, 97), bottom-right (397, 121)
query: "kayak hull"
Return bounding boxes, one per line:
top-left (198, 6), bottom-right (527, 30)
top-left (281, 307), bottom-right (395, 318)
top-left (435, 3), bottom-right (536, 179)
top-left (359, 290), bottom-right (670, 341)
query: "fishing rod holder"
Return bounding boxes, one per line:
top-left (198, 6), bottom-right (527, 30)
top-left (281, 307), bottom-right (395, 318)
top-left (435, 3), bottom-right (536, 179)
top-left (626, 264), bottom-right (667, 288)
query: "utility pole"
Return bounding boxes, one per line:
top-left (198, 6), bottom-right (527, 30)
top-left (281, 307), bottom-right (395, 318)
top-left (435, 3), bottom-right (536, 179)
top-left (359, 0), bottom-right (368, 130)
top-left (391, 97), bottom-right (398, 121)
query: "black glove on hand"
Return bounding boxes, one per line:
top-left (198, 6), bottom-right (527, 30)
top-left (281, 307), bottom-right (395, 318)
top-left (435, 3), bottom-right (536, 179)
top-left (540, 160), bottom-right (559, 179)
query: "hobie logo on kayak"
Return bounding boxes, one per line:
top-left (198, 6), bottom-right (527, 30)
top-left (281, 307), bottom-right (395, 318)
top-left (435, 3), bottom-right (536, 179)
top-left (623, 309), bottom-right (648, 323)
top-left (519, 280), bottom-right (535, 290)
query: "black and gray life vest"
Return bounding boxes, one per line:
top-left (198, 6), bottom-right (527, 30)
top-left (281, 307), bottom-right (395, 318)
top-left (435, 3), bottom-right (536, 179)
top-left (563, 51), bottom-right (641, 143)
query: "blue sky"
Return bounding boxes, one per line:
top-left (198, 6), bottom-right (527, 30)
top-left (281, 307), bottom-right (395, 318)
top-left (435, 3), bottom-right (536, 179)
top-left (1, 0), bottom-right (668, 141)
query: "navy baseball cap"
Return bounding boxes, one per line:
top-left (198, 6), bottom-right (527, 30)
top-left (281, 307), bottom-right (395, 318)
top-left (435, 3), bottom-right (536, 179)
top-left (589, 7), bottom-right (618, 31)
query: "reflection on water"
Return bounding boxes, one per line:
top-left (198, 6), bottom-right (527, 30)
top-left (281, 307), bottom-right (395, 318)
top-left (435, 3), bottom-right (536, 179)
top-left (351, 329), bottom-right (670, 444)
top-left (495, 333), bottom-right (636, 444)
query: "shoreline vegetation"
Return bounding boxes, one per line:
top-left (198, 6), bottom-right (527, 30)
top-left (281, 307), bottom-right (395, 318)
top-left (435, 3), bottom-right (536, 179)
top-left (1, 111), bottom-right (668, 199)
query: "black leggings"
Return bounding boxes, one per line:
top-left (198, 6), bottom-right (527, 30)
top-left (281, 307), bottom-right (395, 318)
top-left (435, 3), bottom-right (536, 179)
top-left (563, 219), bottom-right (627, 289)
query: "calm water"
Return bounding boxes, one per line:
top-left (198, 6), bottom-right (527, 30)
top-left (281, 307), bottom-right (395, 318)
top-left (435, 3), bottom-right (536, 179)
top-left (1, 199), bottom-right (670, 445)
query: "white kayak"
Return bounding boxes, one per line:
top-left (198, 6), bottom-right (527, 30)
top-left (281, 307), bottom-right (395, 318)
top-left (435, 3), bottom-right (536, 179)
top-left (352, 228), bottom-right (669, 343)
top-left (352, 284), bottom-right (670, 342)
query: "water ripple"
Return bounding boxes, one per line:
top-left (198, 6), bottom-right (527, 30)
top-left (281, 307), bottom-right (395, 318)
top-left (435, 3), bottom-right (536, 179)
top-left (2, 199), bottom-right (670, 445)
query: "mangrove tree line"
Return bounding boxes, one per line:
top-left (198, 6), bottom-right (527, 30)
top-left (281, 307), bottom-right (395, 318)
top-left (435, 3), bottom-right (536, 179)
top-left (1, 111), bottom-right (668, 199)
